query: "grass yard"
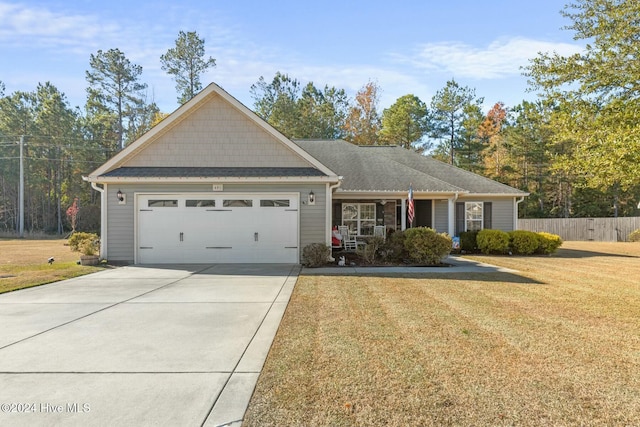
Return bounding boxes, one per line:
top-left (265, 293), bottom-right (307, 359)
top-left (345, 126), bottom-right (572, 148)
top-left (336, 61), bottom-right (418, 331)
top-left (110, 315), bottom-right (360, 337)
top-left (244, 241), bottom-right (640, 426)
top-left (0, 238), bottom-right (103, 294)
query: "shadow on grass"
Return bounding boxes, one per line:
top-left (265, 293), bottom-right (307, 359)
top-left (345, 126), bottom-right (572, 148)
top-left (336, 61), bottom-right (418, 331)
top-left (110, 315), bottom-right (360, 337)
top-left (303, 271), bottom-right (545, 285)
top-left (555, 248), bottom-right (639, 259)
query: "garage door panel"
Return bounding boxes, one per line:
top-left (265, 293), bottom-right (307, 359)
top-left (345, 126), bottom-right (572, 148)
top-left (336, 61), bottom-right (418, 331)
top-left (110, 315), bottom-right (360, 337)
top-left (137, 193), bottom-right (299, 264)
top-left (257, 209), bottom-right (297, 248)
top-left (137, 207), bottom-right (184, 263)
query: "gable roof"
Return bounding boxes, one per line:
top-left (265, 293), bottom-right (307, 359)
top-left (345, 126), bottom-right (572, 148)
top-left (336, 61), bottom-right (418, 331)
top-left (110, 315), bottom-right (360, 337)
top-left (294, 139), bottom-right (528, 196)
top-left (86, 83), bottom-right (337, 182)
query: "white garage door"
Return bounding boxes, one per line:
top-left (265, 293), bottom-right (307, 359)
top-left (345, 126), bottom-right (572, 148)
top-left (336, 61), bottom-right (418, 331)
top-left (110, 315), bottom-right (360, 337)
top-left (136, 193), bottom-right (299, 263)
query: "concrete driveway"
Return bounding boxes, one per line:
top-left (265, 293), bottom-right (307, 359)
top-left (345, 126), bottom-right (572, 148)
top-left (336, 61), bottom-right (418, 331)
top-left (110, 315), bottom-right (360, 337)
top-left (0, 264), bottom-right (299, 427)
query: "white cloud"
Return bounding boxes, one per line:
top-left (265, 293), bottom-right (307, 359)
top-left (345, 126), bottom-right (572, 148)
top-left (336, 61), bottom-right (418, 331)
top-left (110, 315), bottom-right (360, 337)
top-left (396, 37), bottom-right (583, 79)
top-left (0, 2), bottom-right (120, 48)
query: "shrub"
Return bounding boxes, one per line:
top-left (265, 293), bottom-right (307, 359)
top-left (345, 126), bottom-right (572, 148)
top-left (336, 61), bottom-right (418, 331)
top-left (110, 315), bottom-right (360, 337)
top-left (536, 232), bottom-right (563, 255)
top-left (629, 229), bottom-right (640, 242)
top-left (382, 229), bottom-right (407, 262)
top-left (459, 230), bottom-right (479, 253)
top-left (359, 236), bottom-right (384, 264)
top-left (509, 230), bottom-right (540, 255)
top-left (477, 229), bottom-right (510, 254)
top-left (80, 239), bottom-right (99, 256)
top-left (403, 227), bottom-right (452, 265)
top-left (68, 232), bottom-right (99, 254)
top-left (301, 243), bottom-right (330, 267)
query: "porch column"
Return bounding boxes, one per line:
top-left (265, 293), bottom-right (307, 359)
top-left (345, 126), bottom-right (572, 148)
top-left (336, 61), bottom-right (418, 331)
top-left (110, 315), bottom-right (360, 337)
top-left (448, 196), bottom-right (456, 236)
top-left (401, 198), bottom-right (406, 230)
top-left (325, 183), bottom-right (332, 247)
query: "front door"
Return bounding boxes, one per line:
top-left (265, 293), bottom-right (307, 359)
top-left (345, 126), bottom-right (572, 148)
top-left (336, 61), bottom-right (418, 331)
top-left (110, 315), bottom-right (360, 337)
top-left (415, 200), bottom-right (432, 228)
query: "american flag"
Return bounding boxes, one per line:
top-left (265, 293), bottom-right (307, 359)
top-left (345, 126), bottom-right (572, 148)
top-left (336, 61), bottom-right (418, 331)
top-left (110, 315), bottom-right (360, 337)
top-left (407, 184), bottom-right (415, 227)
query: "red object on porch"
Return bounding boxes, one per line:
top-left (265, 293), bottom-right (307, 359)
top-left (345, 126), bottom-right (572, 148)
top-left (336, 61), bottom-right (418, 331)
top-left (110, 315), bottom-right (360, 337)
top-left (332, 226), bottom-right (342, 247)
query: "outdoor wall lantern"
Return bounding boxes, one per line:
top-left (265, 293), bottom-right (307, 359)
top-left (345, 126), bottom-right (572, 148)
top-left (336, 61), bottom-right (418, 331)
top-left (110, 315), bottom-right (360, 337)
top-left (308, 191), bottom-right (315, 205)
top-left (116, 189), bottom-right (126, 204)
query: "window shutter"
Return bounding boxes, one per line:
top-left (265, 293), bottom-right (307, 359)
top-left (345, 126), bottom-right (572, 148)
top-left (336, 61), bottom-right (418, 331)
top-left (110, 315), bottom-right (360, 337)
top-left (483, 202), bottom-right (492, 229)
top-left (455, 202), bottom-right (465, 235)
top-left (376, 203), bottom-right (384, 225)
top-left (333, 203), bottom-right (342, 227)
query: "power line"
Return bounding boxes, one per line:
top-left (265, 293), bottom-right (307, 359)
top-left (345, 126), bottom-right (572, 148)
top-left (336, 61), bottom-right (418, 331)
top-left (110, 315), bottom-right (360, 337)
top-left (0, 134), bottom-right (122, 145)
top-left (19, 135), bottom-right (24, 237)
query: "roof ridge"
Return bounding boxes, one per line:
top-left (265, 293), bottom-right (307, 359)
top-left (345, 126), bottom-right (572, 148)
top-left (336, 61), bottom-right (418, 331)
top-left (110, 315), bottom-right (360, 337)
top-left (424, 155), bottom-right (528, 193)
top-left (381, 156), bottom-right (467, 193)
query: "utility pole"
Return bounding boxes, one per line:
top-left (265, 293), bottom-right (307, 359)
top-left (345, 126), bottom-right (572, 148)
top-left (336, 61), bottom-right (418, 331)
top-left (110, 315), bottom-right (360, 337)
top-left (19, 135), bottom-right (24, 238)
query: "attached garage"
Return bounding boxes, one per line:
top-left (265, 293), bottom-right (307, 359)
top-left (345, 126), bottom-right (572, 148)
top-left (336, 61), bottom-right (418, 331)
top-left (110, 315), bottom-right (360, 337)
top-left (136, 193), bottom-right (299, 264)
top-left (85, 83), bottom-right (339, 264)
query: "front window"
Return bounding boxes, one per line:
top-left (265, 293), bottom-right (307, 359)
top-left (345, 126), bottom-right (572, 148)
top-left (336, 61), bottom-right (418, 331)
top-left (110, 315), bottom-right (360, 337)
top-left (465, 202), bottom-right (483, 231)
top-left (342, 203), bottom-right (376, 235)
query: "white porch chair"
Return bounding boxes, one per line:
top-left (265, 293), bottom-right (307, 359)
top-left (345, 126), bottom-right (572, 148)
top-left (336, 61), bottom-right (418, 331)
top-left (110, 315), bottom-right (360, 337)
top-left (373, 225), bottom-right (386, 240)
top-left (338, 225), bottom-right (367, 251)
top-left (338, 226), bottom-right (357, 251)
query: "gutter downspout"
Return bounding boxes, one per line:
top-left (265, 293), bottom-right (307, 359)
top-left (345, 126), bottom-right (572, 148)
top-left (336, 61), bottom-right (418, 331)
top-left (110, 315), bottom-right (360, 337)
top-left (326, 177), bottom-right (343, 262)
top-left (89, 180), bottom-right (107, 260)
top-left (515, 196), bottom-right (525, 230)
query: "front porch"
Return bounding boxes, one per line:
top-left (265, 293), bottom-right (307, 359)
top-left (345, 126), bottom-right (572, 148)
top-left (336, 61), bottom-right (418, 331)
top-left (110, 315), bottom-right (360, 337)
top-left (332, 198), bottom-right (450, 237)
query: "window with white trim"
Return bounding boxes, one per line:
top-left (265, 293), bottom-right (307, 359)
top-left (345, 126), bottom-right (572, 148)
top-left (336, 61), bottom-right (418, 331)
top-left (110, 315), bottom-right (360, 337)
top-left (342, 203), bottom-right (376, 235)
top-left (465, 202), bottom-right (483, 231)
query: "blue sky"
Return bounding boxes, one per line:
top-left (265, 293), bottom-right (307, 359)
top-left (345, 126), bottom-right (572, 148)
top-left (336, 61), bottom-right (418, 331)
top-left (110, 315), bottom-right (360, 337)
top-left (0, 1), bottom-right (584, 115)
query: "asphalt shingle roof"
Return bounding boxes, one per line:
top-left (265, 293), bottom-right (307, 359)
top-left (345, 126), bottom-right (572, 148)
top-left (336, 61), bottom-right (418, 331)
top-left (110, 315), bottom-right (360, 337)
top-left (100, 166), bottom-right (326, 178)
top-left (294, 140), bottom-right (527, 195)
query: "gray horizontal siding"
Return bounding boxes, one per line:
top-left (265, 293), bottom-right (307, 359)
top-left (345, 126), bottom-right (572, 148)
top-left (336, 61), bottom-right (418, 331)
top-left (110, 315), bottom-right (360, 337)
top-left (105, 183), bottom-right (327, 263)
top-left (456, 197), bottom-right (516, 232)
top-left (434, 200), bottom-right (449, 233)
top-left (491, 199), bottom-right (515, 231)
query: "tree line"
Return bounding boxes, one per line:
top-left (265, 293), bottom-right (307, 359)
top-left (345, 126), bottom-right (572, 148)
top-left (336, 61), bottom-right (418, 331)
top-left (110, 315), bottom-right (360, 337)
top-left (0, 31), bottom-right (215, 234)
top-left (1, 0), bottom-right (639, 235)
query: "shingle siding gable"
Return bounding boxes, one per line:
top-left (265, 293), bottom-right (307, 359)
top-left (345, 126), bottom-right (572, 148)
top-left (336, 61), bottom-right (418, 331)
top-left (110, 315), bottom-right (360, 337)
top-left (123, 94), bottom-right (313, 169)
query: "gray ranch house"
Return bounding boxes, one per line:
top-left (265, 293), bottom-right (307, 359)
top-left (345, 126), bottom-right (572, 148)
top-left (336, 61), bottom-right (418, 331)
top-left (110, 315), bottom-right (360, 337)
top-left (85, 83), bottom-right (527, 264)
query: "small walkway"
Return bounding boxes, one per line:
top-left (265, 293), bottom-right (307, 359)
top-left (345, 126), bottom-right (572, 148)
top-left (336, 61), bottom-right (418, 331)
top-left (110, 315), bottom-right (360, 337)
top-left (302, 255), bottom-right (518, 275)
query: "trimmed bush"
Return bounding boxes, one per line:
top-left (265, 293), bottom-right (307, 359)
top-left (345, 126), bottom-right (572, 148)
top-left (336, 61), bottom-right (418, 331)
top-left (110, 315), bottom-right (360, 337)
top-left (509, 230), bottom-right (540, 255)
top-left (629, 229), bottom-right (640, 242)
top-left (459, 230), bottom-right (479, 253)
top-left (536, 232), bottom-right (563, 255)
top-left (403, 227), bottom-right (452, 265)
top-left (477, 229), bottom-right (510, 254)
top-left (382, 229), bottom-right (407, 262)
top-left (359, 236), bottom-right (384, 264)
top-left (68, 232), bottom-right (99, 254)
top-left (302, 243), bottom-right (331, 267)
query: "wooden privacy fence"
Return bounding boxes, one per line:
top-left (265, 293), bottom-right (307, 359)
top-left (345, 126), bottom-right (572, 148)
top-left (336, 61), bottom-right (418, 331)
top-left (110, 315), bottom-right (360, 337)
top-left (518, 217), bottom-right (640, 242)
